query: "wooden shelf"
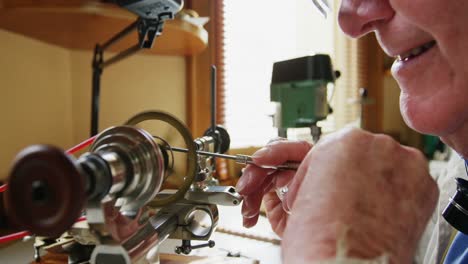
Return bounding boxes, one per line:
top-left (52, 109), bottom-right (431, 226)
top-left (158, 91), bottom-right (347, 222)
top-left (0, 1), bottom-right (208, 56)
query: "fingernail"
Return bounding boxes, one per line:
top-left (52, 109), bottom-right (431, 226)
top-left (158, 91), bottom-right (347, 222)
top-left (242, 206), bottom-right (257, 219)
top-left (286, 193), bottom-right (294, 213)
top-left (281, 195), bottom-right (292, 215)
top-left (243, 218), bottom-right (251, 228)
top-left (243, 216), bottom-right (257, 228)
top-left (236, 171), bottom-right (250, 193)
top-left (252, 147), bottom-right (270, 159)
top-left (241, 199), bottom-right (255, 219)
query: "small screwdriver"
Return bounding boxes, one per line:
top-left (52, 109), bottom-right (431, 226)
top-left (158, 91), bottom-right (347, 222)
top-left (170, 147), bottom-right (300, 171)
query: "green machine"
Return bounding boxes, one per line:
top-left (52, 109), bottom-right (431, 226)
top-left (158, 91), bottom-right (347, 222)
top-left (271, 54), bottom-right (340, 142)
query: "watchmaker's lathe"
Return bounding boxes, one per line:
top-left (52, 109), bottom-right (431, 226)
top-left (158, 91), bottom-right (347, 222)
top-left (3, 110), bottom-right (241, 264)
top-left (1, 1), bottom-right (241, 262)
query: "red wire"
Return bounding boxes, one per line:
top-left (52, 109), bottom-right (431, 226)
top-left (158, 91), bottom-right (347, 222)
top-left (0, 136), bottom-right (96, 194)
top-left (76, 216), bottom-right (87, 223)
top-left (0, 217), bottom-right (87, 244)
top-left (0, 230), bottom-right (30, 244)
top-left (66, 135), bottom-right (97, 155)
top-left (0, 137), bottom-right (95, 243)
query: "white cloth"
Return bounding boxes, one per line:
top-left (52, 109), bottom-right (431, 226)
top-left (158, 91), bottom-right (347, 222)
top-left (417, 150), bottom-right (466, 264)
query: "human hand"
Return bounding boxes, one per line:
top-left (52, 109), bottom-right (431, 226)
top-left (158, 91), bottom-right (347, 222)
top-left (280, 128), bottom-right (438, 263)
top-left (236, 138), bottom-right (312, 237)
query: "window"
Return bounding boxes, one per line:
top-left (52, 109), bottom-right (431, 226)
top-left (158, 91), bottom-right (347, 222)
top-left (223, 0), bottom-right (334, 148)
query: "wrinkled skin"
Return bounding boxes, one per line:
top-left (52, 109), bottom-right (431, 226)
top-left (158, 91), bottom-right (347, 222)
top-left (237, 129), bottom-right (438, 263)
top-left (237, 0), bottom-right (468, 262)
top-left (339, 0), bottom-right (468, 157)
top-left (237, 138), bottom-right (312, 236)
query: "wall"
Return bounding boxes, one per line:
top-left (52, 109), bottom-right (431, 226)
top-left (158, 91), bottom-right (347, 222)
top-left (0, 30), bottom-right (187, 181)
top-left (383, 75), bottom-right (405, 136)
top-left (69, 50), bottom-right (187, 144)
top-left (69, 51), bottom-right (188, 178)
top-left (383, 74), bottom-right (422, 148)
top-left (0, 30), bottom-right (73, 180)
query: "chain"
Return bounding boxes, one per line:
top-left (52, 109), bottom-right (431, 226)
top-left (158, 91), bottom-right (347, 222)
top-left (216, 227), bottom-right (281, 245)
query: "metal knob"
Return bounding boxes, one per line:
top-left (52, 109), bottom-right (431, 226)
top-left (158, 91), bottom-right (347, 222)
top-left (4, 145), bottom-right (85, 237)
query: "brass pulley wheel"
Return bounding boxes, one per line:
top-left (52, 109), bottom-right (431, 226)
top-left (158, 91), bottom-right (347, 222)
top-left (125, 110), bottom-right (197, 207)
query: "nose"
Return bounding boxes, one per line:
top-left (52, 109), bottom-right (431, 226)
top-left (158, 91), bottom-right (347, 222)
top-left (338, 0), bottom-right (394, 38)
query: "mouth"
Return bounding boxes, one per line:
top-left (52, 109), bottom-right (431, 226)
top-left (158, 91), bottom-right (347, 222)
top-left (396, 40), bottom-right (437, 62)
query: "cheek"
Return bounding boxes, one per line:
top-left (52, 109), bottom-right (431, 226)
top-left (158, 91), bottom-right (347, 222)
top-left (389, 0), bottom-right (446, 23)
top-left (385, 0), bottom-right (468, 135)
top-left (389, 0), bottom-right (462, 50)
top-left (389, 0), bottom-right (468, 50)
top-left (395, 44), bottom-right (468, 136)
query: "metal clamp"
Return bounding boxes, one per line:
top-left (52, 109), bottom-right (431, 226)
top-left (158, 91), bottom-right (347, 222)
top-left (185, 186), bottom-right (242, 206)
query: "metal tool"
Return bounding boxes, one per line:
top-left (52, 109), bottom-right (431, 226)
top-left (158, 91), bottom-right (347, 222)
top-left (170, 147), bottom-right (300, 171)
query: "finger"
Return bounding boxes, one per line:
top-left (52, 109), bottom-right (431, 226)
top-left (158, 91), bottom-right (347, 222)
top-left (274, 214), bottom-right (287, 237)
top-left (241, 181), bottom-right (271, 219)
top-left (270, 170), bottom-right (295, 212)
top-left (241, 180), bottom-right (272, 228)
top-left (263, 191), bottom-right (288, 236)
top-left (236, 164), bottom-right (275, 195)
top-left (267, 137), bottom-right (287, 144)
top-left (242, 192), bottom-right (263, 219)
top-left (272, 170), bottom-right (295, 189)
top-left (243, 213), bottom-right (260, 228)
top-left (263, 191), bottom-right (283, 217)
top-left (252, 140), bottom-right (312, 166)
top-left (284, 156), bottom-right (310, 211)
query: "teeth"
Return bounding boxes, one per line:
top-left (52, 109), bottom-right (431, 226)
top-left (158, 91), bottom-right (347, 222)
top-left (396, 41), bottom-right (436, 62)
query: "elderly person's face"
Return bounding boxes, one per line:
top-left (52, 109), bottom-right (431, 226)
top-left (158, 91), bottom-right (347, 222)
top-left (337, 0), bottom-right (468, 156)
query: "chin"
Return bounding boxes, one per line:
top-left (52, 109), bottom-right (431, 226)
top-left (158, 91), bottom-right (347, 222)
top-left (399, 92), bottom-right (464, 137)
